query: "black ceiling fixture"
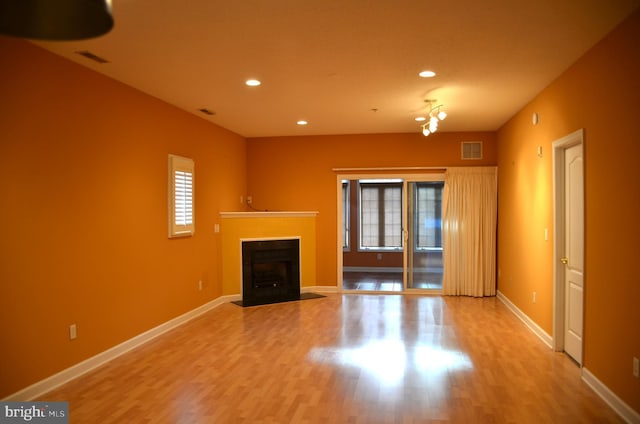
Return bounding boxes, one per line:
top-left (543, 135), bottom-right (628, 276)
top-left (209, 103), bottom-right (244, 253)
top-left (0, 0), bottom-right (113, 40)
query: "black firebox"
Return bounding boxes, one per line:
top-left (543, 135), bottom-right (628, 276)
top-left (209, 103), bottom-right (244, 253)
top-left (241, 239), bottom-right (300, 306)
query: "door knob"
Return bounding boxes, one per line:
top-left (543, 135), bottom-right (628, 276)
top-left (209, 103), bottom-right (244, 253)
top-left (560, 257), bottom-right (569, 264)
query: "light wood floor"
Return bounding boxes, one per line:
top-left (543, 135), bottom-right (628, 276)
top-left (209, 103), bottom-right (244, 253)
top-left (343, 272), bottom-right (442, 291)
top-left (41, 294), bottom-right (623, 423)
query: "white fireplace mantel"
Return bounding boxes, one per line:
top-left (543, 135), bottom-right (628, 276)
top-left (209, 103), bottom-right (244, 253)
top-left (220, 211), bottom-right (319, 218)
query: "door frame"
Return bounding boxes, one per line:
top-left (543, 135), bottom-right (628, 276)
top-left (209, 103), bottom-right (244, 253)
top-left (335, 171), bottom-right (445, 292)
top-left (403, 176), bottom-right (445, 293)
top-left (336, 172), bottom-right (407, 292)
top-left (552, 128), bottom-right (584, 359)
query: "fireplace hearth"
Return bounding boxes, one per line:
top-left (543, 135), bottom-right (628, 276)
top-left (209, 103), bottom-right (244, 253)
top-left (241, 239), bottom-right (300, 306)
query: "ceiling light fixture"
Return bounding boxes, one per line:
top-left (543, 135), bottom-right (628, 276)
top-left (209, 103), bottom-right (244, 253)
top-left (419, 70), bottom-right (436, 78)
top-left (245, 79), bottom-right (261, 87)
top-left (419, 100), bottom-right (447, 137)
top-left (0, 0), bottom-right (114, 40)
top-left (297, 120), bottom-right (308, 125)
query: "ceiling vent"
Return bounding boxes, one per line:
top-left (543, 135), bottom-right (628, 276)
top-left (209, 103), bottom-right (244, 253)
top-left (75, 50), bottom-right (109, 64)
top-left (461, 141), bottom-right (482, 160)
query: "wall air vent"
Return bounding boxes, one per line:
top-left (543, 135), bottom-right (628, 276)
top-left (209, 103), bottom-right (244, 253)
top-left (461, 141), bottom-right (483, 160)
top-left (75, 51), bottom-right (109, 64)
top-left (198, 108), bottom-right (216, 116)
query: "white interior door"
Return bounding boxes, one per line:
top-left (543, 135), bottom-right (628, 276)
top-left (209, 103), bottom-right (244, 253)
top-left (563, 143), bottom-right (584, 364)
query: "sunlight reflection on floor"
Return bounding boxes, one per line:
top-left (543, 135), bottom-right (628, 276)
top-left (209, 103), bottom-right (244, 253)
top-left (308, 339), bottom-right (473, 385)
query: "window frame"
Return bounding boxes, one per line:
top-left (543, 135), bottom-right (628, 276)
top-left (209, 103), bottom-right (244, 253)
top-left (342, 180), bottom-right (350, 251)
top-left (168, 154), bottom-right (194, 238)
top-left (358, 179), bottom-right (403, 252)
top-left (413, 181), bottom-right (444, 253)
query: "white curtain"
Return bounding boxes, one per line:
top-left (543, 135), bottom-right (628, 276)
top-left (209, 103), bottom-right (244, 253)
top-left (442, 167), bottom-right (497, 297)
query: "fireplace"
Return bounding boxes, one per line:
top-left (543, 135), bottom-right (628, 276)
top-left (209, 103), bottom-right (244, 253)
top-left (241, 239), bottom-right (300, 306)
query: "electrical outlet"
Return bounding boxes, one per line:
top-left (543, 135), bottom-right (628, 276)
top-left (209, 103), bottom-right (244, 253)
top-left (69, 324), bottom-right (77, 340)
top-left (633, 357), bottom-right (639, 378)
top-left (377, 253), bottom-right (382, 260)
top-left (247, 196), bottom-right (253, 205)
top-left (214, 223), bottom-right (220, 233)
top-left (533, 291), bottom-right (537, 304)
top-left (198, 280), bottom-right (203, 291)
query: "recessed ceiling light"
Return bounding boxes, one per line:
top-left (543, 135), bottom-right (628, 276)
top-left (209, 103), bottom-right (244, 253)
top-left (419, 70), bottom-right (436, 78)
top-left (245, 79), bottom-right (261, 86)
top-left (415, 116), bottom-right (426, 122)
top-left (297, 120), bottom-right (308, 126)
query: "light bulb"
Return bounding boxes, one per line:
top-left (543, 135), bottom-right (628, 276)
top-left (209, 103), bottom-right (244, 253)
top-left (437, 110), bottom-right (447, 120)
top-left (422, 126), bottom-right (431, 136)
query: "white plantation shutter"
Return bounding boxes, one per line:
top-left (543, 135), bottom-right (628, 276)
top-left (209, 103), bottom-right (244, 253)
top-left (169, 154), bottom-right (194, 237)
top-left (174, 170), bottom-right (193, 225)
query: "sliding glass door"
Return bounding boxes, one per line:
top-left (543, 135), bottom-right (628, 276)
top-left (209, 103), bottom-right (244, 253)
top-left (339, 173), bottom-right (444, 292)
top-left (405, 179), bottom-right (444, 291)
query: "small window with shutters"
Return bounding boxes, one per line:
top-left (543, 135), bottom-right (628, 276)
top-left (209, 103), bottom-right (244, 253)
top-left (168, 154), bottom-right (194, 238)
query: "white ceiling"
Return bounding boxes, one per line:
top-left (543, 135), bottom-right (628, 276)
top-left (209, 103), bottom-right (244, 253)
top-left (33, 0), bottom-right (639, 138)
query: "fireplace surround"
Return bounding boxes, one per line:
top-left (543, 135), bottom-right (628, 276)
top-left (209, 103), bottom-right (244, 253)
top-left (220, 211), bottom-right (317, 298)
top-left (241, 238), bottom-right (300, 306)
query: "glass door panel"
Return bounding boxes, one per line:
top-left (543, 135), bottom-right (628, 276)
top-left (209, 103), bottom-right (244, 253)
top-left (342, 178), bottom-right (404, 292)
top-left (406, 181), bottom-right (444, 290)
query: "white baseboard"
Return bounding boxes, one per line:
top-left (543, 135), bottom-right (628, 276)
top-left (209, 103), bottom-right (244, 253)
top-left (582, 368), bottom-right (640, 424)
top-left (497, 291), bottom-right (639, 423)
top-left (302, 285), bottom-right (338, 293)
top-left (3, 287), bottom-right (337, 401)
top-left (227, 286), bottom-right (338, 298)
top-left (225, 294), bottom-right (242, 302)
top-left (496, 290), bottom-right (553, 348)
top-left (3, 295), bottom-right (237, 401)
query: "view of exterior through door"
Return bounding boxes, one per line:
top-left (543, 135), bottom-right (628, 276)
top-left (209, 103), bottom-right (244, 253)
top-left (563, 143), bottom-right (584, 364)
top-left (340, 175), bottom-right (444, 292)
top-left (406, 181), bottom-right (444, 290)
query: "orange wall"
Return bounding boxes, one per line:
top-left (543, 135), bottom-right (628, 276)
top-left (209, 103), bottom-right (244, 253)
top-left (246, 132), bottom-right (497, 287)
top-left (497, 9), bottom-right (640, 412)
top-left (0, 37), bottom-right (247, 397)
